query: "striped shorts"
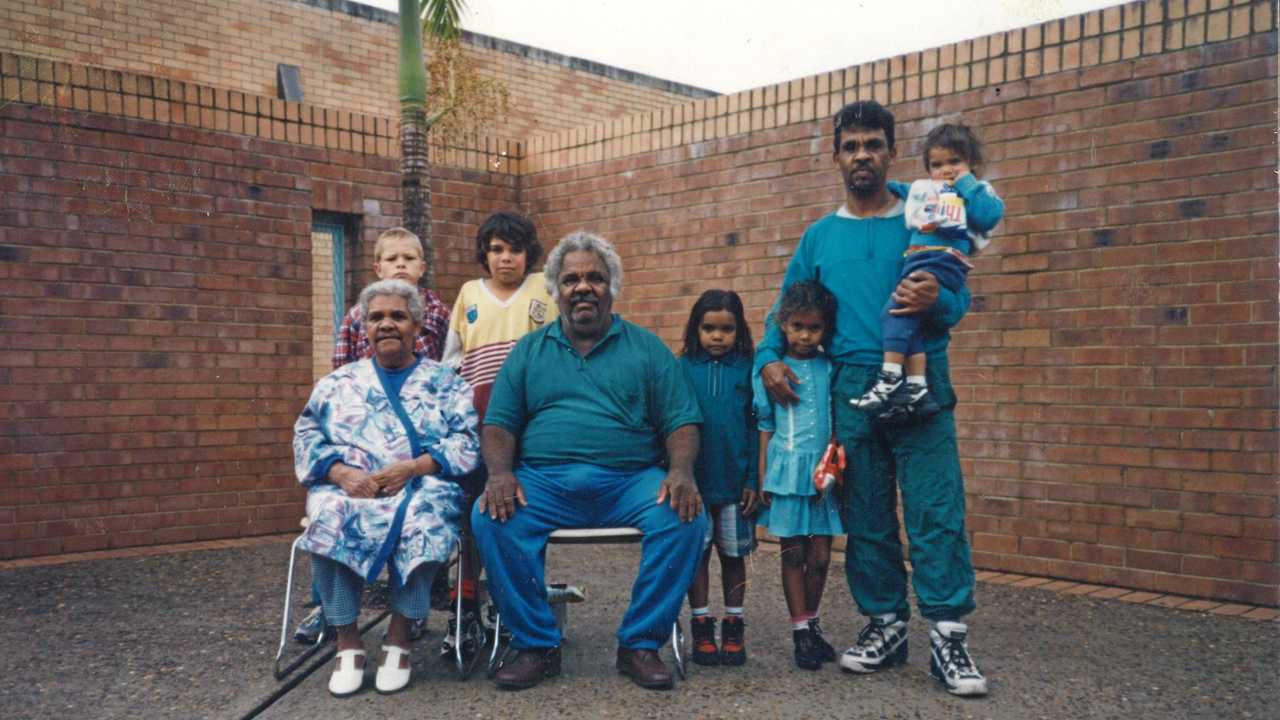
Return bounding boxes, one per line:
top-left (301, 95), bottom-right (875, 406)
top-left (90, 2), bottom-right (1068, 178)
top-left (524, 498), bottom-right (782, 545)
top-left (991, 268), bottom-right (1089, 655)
top-left (703, 503), bottom-right (756, 558)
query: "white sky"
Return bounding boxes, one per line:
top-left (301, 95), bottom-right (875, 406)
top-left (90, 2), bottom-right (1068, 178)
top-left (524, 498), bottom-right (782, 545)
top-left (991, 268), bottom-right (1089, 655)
top-left (359, 0), bottom-right (1124, 94)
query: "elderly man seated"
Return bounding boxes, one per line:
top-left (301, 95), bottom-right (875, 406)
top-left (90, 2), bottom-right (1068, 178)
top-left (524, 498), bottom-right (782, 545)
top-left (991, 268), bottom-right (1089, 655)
top-left (472, 231), bottom-right (708, 691)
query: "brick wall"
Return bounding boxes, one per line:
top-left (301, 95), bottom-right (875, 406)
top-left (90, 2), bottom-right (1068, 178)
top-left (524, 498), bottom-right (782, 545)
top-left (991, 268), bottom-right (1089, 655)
top-left (520, 3), bottom-right (1278, 605)
top-left (0, 58), bottom-right (518, 557)
top-left (0, 0), bottom-right (710, 140)
top-left (0, 0), bottom-right (1275, 606)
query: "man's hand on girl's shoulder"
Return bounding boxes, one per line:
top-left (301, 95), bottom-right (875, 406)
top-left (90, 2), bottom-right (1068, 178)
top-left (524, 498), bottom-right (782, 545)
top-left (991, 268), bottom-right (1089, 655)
top-left (761, 361), bottom-right (801, 406)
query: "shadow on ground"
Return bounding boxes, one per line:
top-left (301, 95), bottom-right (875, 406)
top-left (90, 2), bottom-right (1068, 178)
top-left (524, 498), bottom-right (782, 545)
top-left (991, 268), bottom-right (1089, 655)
top-left (1, 540), bottom-right (1275, 719)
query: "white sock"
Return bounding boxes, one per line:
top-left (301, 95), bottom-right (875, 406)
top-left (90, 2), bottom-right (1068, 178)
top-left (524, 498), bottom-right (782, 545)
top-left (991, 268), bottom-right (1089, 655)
top-left (882, 362), bottom-right (903, 376)
top-left (691, 606), bottom-right (711, 617)
top-left (907, 375), bottom-right (926, 386)
top-left (792, 619), bottom-right (810, 631)
top-left (724, 606), bottom-right (744, 617)
top-left (875, 612), bottom-right (900, 626)
top-left (933, 620), bottom-right (967, 637)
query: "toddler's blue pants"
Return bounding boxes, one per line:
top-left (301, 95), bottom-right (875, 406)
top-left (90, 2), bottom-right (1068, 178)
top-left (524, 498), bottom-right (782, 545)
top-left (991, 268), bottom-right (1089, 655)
top-left (882, 250), bottom-right (970, 356)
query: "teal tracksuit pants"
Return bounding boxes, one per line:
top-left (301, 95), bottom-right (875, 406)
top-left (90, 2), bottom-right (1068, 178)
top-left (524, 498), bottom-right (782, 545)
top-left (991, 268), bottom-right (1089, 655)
top-left (833, 360), bottom-right (976, 622)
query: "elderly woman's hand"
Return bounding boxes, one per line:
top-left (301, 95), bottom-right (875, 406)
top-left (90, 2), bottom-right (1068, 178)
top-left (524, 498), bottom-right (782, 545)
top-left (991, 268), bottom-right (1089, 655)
top-left (327, 463), bottom-right (380, 499)
top-left (369, 456), bottom-right (439, 497)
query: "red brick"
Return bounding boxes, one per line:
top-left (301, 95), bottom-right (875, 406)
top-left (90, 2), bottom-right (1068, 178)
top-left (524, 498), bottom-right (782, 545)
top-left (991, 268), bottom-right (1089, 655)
top-left (1214, 537), bottom-right (1276, 562)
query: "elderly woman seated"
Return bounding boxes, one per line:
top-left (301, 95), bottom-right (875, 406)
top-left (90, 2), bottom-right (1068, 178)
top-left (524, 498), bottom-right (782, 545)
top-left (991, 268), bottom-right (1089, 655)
top-left (293, 279), bottom-right (479, 697)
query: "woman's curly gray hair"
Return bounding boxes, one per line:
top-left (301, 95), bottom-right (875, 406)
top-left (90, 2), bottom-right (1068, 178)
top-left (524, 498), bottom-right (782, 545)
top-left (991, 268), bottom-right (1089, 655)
top-left (358, 279), bottom-right (424, 323)
top-left (543, 231), bottom-right (623, 298)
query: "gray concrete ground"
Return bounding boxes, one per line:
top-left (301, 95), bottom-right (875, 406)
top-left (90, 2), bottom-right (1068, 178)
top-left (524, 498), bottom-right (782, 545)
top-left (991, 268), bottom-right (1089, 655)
top-left (1, 539), bottom-right (1275, 720)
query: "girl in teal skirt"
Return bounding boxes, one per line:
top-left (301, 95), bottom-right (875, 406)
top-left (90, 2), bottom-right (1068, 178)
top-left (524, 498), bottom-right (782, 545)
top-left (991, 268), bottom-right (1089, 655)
top-left (753, 281), bottom-right (844, 670)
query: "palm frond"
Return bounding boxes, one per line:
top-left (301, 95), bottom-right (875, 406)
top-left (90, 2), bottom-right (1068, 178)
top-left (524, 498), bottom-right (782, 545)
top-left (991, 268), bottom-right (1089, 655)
top-left (420, 0), bottom-right (464, 41)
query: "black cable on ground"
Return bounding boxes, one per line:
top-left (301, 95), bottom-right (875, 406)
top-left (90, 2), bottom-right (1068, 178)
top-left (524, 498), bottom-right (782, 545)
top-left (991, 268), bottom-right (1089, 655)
top-left (240, 610), bottom-right (390, 720)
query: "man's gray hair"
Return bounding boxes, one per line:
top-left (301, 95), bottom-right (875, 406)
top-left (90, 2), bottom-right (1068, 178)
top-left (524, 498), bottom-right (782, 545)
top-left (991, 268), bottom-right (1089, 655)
top-left (543, 231), bottom-right (623, 298)
top-left (358, 279), bottom-right (424, 322)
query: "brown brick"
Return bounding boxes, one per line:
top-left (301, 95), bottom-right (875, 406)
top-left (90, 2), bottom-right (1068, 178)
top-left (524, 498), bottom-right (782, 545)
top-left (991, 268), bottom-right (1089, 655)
top-left (3, 0), bottom-right (1276, 610)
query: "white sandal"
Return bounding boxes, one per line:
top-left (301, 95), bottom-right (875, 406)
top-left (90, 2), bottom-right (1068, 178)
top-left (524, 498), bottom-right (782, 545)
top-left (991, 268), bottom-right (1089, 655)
top-left (328, 648), bottom-right (366, 697)
top-left (376, 644), bottom-right (412, 694)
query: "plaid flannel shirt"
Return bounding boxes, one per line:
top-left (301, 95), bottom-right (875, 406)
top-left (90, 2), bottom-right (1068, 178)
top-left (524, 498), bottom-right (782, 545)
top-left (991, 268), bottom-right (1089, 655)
top-left (332, 286), bottom-right (450, 368)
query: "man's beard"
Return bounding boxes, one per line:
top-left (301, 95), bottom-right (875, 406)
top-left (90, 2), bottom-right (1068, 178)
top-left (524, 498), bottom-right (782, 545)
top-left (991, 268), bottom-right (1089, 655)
top-left (847, 167), bottom-right (880, 195)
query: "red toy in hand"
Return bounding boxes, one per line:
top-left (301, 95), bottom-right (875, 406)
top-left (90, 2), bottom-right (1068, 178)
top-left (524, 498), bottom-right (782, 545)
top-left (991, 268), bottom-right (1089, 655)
top-left (812, 441), bottom-right (846, 495)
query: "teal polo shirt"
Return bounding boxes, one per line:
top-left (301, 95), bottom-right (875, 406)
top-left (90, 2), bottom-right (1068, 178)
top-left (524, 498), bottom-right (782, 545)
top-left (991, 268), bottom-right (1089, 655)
top-left (484, 315), bottom-right (702, 471)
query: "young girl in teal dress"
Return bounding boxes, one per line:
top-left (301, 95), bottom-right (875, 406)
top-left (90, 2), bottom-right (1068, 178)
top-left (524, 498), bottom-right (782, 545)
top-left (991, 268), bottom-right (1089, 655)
top-left (680, 289), bottom-right (759, 667)
top-left (754, 281), bottom-right (844, 670)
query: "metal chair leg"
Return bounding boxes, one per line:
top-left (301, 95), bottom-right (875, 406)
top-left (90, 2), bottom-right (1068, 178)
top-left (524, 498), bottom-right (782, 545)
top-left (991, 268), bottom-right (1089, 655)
top-left (452, 536), bottom-right (489, 680)
top-left (671, 619), bottom-right (686, 680)
top-left (486, 611), bottom-right (506, 678)
top-left (453, 537), bottom-right (466, 677)
top-left (273, 535), bottom-right (305, 679)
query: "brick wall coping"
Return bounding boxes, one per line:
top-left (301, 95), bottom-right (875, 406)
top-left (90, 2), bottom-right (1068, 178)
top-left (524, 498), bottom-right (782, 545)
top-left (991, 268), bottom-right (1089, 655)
top-left (521, 0), bottom-right (1276, 173)
top-left (290, 0), bottom-right (718, 98)
top-left (2, 2), bottom-right (1270, 180)
top-left (0, 51), bottom-right (525, 175)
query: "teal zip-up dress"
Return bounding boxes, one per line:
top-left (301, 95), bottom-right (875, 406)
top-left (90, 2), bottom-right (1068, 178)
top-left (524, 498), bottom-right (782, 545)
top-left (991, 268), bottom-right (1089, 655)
top-left (680, 352), bottom-right (758, 506)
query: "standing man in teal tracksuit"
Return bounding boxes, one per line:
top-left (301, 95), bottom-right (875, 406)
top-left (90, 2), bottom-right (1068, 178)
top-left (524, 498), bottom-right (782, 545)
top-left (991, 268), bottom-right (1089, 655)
top-left (755, 101), bottom-right (988, 696)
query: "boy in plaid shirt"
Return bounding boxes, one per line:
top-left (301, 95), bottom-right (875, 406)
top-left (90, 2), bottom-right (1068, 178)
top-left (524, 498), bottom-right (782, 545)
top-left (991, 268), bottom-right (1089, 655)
top-left (332, 227), bottom-right (450, 367)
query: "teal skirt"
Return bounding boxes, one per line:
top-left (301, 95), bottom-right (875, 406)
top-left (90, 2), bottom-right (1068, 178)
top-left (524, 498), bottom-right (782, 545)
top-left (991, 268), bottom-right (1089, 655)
top-left (760, 491), bottom-right (844, 538)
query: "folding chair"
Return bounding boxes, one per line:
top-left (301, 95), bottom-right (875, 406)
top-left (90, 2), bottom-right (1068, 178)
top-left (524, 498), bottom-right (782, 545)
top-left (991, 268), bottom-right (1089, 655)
top-left (486, 527), bottom-right (687, 681)
top-left (273, 518), bottom-right (477, 680)
top-left (274, 524), bottom-right (328, 680)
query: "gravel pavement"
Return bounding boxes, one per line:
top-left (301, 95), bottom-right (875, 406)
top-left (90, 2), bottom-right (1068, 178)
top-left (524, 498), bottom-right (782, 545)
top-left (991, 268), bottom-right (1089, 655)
top-left (1, 540), bottom-right (1275, 720)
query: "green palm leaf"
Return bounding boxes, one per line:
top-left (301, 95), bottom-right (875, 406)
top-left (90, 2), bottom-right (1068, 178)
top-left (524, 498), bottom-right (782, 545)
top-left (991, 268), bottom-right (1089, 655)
top-left (421, 0), bottom-right (464, 41)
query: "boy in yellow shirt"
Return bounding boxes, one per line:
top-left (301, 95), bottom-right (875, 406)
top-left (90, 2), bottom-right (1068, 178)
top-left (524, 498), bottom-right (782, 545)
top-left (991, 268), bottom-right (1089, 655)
top-left (443, 211), bottom-right (556, 418)
top-left (439, 210), bottom-right (555, 661)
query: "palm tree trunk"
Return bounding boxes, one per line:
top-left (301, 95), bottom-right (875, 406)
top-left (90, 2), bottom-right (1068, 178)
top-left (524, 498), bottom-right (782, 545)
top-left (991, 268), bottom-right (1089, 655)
top-left (398, 0), bottom-right (434, 288)
top-left (400, 105), bottom-right (433, 289)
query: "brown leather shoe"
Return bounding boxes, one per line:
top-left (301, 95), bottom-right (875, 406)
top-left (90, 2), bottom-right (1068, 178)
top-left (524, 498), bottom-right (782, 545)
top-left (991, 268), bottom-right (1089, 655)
top-left (616, 647), bottom-right (673, 690)
top-left (494, 647), bottom-right (561, 690)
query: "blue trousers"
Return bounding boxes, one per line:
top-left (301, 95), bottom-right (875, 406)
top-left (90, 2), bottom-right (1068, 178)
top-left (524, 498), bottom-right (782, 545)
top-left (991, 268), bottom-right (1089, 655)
top-left (472, 463), bottom-right (707, 651)
top-left (882, 250), bottom-right (970, 356)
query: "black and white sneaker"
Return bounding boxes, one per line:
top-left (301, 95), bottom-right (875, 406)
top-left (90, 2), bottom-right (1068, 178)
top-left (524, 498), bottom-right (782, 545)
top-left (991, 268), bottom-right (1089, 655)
top-left (929, 621), bottom-right (988, 696)
top-left (850, 370), bottom-right (903, 412)
top-left (902, 381), bottom-right (939, 420)
top-left (839, 615), bottom-right (908, 674)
